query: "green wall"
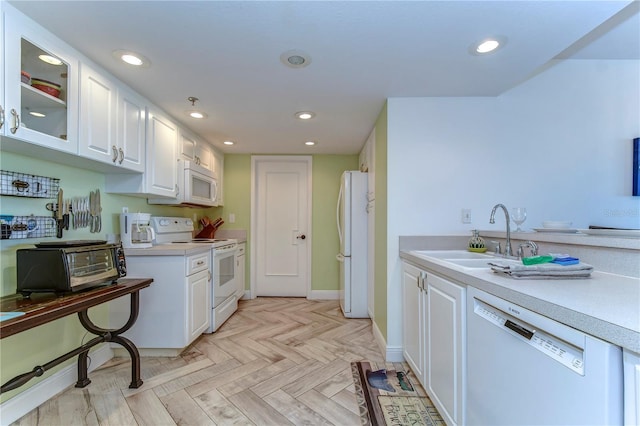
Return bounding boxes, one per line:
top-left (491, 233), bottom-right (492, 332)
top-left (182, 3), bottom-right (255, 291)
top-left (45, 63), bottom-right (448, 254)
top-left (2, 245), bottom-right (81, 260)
top-left (0, 150), bottom-right (216, 401)
top-left (217, 154), bottom-right (358, 292)
top-left (373, 103), bottom-right (388, 340)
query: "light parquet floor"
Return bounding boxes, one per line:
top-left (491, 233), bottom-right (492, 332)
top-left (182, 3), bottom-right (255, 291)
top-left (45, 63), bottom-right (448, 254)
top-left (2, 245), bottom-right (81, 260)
top-left (11, 298), bottom-right (424, 426)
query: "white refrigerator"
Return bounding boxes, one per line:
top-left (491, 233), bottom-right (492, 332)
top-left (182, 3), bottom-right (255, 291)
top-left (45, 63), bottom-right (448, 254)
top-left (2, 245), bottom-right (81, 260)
top-left (336, 171), bottom-right (369, 318)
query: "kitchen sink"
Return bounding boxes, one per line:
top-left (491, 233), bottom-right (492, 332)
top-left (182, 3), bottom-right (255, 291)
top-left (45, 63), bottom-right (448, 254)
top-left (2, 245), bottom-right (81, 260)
top-left (412, 250), bottom-right (494, 260)
top-left (410, 250), bottom-right (498, 269)
top-left (442, 258), bottom-right (495, 269)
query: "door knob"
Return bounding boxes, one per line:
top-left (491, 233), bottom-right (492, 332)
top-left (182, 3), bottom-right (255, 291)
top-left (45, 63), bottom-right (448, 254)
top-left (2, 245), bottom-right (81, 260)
top-left (297, 234), bottom-right (306, 240)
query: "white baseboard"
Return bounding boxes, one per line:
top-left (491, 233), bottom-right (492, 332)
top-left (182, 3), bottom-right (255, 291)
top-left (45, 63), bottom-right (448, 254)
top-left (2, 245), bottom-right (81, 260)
top-left (385, 345), bottom-right (405, 362)
top-left (371, 319), bottom-right (405, 362)
top-left (0, 344), bottom-right (113, 426)
top-left (307, 290), bottom-right (339, 300)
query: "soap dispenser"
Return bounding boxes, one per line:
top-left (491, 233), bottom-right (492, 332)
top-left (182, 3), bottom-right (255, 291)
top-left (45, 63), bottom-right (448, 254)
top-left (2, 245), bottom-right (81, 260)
top-left (468, 229), bottom-right (486, 252)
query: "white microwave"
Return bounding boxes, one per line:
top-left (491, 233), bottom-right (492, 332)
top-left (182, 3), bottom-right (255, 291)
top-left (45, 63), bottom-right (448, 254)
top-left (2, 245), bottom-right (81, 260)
top-left (148, 160), bottom-right (218, 207)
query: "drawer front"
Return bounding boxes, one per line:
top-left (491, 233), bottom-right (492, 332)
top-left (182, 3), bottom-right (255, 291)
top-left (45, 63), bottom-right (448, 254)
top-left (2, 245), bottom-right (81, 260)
top-left (186, 252), bottom-right (210, 275)
top-left (237, 244), bottom-right (245, 256)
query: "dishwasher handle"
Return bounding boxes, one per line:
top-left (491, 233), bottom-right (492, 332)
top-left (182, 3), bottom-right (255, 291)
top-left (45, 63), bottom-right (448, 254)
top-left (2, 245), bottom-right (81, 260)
top-left (505, 319), bottom-right (534, 340)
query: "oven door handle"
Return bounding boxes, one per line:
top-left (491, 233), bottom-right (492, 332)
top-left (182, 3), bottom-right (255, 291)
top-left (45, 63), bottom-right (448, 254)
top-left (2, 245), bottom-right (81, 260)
top-left (213, 246), bottom-right (237, 255)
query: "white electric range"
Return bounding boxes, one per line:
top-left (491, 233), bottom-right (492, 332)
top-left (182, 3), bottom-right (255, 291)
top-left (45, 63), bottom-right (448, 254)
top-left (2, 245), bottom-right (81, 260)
top-left (151, 217), bottom-right (238, 333)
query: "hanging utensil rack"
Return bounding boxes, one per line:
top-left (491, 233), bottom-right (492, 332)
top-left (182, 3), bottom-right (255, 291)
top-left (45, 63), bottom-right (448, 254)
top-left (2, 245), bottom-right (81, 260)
top-left (0, 170), bottom-right (60, 199)
top-left (0, 215), bottom-right (57, 239)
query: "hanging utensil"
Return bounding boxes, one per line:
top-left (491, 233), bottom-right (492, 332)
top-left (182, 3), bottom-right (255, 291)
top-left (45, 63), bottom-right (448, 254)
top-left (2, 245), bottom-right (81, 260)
top-left (63, 199), bottom-right (69, 230)
top-left (95, 189), bottom-right (102, 233)
top-left (89, 191), bottom-right (96, 233)
top-left (56, 189), bottom-right (64, 238)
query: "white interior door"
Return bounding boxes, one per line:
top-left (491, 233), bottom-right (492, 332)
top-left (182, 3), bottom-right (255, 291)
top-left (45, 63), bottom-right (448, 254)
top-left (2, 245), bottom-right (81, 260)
top-left (252, 156), bottom-right (311, 297)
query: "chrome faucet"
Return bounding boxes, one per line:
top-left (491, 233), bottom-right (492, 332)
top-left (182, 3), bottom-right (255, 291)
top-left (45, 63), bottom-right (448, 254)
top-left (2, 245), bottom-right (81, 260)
top-left (489, 204), bottom-right (513, 257)
top-left (517, 241), bottom-right (539, 259)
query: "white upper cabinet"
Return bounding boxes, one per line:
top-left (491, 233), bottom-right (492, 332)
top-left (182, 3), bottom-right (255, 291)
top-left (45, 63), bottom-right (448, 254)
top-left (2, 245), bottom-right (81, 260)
top-left (180, 127), bottom-right (212, 171)
top-left (212, 149), bottom-right (224, 205)
top-left (78, 62), bottom-right (145, 173)
top-left (105, 105), bottom-right (177, 198)
top-left (0, 5), bottom-right (4, 134)
top-left (2, 4), bottom-right (78, 153)
top-left (78, 63), bottom-right (116, 164)
top-left (145, 107), bottom-right (178, 197)
top-left (116, 85), bottom-right (146, 173)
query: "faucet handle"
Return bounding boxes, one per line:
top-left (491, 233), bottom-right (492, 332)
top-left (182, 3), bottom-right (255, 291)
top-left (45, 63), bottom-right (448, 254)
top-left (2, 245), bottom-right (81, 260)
top-left (518, 241), bottom-right (539, 259)
top-left (490, 240), bottom-right (502, 255)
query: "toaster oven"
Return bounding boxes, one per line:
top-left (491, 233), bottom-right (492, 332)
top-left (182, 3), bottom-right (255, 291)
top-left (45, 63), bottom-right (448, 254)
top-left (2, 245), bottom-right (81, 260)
top-left (16, 241), bottom-right (127, 296)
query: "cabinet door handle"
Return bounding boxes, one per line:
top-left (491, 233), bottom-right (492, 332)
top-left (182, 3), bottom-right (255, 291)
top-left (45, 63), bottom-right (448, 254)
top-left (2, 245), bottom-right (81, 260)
top-left (118, 148), bottom-right (125, 164)
top-left (112, 146), bottom-right (118, 163)
top-left (0, 105), bottom-right (5, 130)
top-left (419, 271), bottom-right (428, 291)
top-left (175, 184), bottom-right (180, 197)
top-left (9, 109), bottom-right (19, 134)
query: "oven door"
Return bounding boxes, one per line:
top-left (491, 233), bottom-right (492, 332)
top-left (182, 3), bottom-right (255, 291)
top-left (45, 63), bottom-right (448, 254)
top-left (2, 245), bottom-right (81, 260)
top-left (213, 247), bottom-right (237, 307)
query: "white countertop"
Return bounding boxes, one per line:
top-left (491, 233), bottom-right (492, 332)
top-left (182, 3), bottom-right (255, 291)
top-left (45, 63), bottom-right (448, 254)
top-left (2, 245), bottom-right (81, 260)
top-left (400, 250), bottom-right (640, 353)
top-left (124, 244), bottom-right (211, 256)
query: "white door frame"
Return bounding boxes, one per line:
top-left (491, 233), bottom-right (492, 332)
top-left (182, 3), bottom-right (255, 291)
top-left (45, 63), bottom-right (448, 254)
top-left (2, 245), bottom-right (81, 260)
top-left (250, 155), bottom-right (313, 299)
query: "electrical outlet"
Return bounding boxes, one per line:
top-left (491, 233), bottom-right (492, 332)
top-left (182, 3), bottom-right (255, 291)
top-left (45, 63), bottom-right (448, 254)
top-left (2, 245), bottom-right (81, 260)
top-left (229, 213), bottom-right (236, 224)
top-left (462, 209), bottom-right (472, 223)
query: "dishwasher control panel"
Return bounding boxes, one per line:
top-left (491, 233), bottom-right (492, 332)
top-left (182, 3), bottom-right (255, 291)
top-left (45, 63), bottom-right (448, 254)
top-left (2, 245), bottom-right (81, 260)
top-left (474, 299), bottom-right (585, 375)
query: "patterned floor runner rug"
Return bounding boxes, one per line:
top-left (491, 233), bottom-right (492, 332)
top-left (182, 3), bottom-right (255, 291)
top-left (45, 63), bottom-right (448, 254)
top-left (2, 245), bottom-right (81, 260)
top-left (351, 361), bottom-right (445, 426)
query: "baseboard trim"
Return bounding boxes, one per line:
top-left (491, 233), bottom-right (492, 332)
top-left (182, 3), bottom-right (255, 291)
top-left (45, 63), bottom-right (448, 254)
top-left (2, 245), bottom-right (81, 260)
top-left (371, 319), bottom-right (404, 362)
top-left (0, 344), bottom-right (113, 426)
top-left (307, 290), bottom-right (339, 300)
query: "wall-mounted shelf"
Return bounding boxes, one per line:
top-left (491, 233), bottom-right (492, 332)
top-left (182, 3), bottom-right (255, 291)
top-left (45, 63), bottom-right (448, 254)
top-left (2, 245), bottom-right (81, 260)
top-left (0, 170), bottom-right (59, 199)
top-left (0, 215), bottom-right (56, 239)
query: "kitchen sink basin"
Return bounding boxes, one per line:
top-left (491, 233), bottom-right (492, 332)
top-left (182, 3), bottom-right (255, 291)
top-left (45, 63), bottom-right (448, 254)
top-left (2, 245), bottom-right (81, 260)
top-left (412, 250), bottom-right (494, 260)
top-left (442, 258), bottom-right (495, 269)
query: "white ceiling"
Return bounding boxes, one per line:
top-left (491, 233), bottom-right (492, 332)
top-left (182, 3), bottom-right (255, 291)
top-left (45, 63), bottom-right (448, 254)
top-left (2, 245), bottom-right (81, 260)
top-left (8, 1), bottom-right (640, 155)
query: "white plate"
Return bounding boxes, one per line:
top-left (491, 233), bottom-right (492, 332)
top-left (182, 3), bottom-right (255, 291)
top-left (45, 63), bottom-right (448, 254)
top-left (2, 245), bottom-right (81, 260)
top-left (578, 228), bottom-right (640, 238)
top-left (533, 228), bottom-right (580, 233)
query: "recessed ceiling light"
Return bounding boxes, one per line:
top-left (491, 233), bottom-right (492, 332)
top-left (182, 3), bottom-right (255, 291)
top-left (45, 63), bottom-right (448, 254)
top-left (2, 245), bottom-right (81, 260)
top-left (185, 96), bottom-right (207, 119)
top-left (477, 40), bottom-right (500, 53)
top-left (304, 141), bottom-right (316, 146)
top-left (295, 111), bottom-right (315, 120)
top-left (186, 110), bottom-right (208, 119)
top-left (38, 54), bottom-right (63, 66)
top-left (280, 50), bottom-right (312, 68)
top-left (223, 141), bottom-right (235, 145)
top-left (29, 111), bottom-right (46, 117)
top-left (112, 50), bottom-right (151, 67)
top-left (469, 36), bottom-right (507, 56)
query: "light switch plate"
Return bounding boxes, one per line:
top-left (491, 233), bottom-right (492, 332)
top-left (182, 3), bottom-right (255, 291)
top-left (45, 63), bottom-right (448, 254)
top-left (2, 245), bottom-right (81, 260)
top-left (462, 209), bottom-right (472, 223)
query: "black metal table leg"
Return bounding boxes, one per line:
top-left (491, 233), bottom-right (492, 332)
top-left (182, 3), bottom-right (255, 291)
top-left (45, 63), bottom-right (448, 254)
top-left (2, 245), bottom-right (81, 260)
top-left (76, 290), bottom-right (143, 389)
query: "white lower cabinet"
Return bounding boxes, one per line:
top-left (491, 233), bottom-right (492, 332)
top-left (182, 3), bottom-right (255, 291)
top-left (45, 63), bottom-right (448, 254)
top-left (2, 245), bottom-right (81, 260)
top-left (402, 261), bottom-right (466, 426)
top-left (426, 272), bottom-right (466, 426)
top-left (110, 249), bottom-right (211, 356)
top-left (188, 267), bottom-right (211, 341)
top-left (402, 262), bottom-right (427, 385)
top-left (235, 243), bottom-right (246, 299)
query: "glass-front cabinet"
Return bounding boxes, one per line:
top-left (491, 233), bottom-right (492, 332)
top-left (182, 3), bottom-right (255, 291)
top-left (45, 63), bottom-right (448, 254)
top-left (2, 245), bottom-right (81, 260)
top-left (2, 5), bottom-right (78, 153)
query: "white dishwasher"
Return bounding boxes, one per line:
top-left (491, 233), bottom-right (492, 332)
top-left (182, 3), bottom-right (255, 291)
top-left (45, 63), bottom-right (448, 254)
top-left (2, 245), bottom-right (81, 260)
top-left (466, 286), bottom-right (623, 425)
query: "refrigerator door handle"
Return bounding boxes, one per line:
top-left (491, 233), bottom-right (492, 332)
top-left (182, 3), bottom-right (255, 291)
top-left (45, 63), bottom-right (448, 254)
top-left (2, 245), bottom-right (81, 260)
top-left (336, 183), bottom-right (344, 246)
top-left (336, 253), bottom-right (345, 262)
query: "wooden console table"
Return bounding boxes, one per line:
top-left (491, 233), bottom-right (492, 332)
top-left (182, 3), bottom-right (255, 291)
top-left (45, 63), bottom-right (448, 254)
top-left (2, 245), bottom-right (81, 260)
top-left (0, 278), bottom-right (152, 394)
